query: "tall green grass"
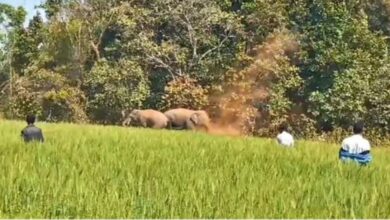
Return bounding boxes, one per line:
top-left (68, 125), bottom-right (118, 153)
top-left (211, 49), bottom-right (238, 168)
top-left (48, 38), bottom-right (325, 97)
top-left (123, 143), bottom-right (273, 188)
top-left (0, 119), bottom-right (390, 218)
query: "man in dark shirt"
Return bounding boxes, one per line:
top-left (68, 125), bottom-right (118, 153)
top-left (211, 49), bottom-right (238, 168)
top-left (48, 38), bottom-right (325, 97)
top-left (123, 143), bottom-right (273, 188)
top-left (21, 114), bottom-right (44, 143)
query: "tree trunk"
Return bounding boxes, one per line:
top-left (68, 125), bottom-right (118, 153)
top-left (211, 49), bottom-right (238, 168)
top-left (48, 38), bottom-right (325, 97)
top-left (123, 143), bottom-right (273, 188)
top-left (90, 41), bottom-right (101, 60)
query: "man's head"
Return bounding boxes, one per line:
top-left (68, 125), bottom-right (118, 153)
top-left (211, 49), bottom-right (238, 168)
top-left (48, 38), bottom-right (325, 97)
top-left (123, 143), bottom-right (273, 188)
top-left (353, 121), bottom-right (364, 134)
top-left (26, 114), bottom-right (36, 125)
top-left (279, 123), bottom-right (288, 133)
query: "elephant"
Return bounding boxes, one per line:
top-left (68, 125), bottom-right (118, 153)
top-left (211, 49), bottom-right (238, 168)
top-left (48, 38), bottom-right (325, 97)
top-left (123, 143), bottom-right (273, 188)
top-left (164, 108), bottom-right (196, 129)
top-left (121, 109), bottom-right (169, 129)
top-left (186, 110), bottom-right (211, 132)
top-left (164, 108), bottom-right (210, 131)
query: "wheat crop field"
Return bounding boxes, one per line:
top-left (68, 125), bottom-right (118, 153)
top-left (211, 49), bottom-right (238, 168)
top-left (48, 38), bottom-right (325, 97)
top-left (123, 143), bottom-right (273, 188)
top-left (0, 120), bottom-right (390, 218)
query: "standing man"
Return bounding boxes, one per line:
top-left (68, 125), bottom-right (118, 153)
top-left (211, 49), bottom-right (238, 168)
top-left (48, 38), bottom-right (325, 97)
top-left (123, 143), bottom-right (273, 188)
top-left (21, 114), bottom-right (44, 143)
top-left (276, 124), bottom-right (294, 147)
top-left (339, 122), bottom-right (372, 165)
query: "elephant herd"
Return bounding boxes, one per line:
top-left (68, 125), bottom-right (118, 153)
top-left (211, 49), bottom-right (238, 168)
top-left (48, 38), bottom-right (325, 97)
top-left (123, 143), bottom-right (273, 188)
top-left (121, 108), bottom-right (211, 132)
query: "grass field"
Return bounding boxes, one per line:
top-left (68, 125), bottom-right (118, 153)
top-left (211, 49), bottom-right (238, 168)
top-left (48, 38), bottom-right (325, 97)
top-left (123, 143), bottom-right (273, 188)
top-left (0, 120), bottom-right (390, 218)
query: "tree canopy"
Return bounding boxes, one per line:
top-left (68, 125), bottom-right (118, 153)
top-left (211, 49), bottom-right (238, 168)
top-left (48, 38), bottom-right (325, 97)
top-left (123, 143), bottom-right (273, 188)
top-left (1, 0), bottom-right (390, 142)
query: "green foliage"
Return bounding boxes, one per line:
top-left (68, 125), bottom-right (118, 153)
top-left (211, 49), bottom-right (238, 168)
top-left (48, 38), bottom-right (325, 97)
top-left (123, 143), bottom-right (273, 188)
top-left (3, 0), bottom-right (390, 142)
top-left (5, 69), bottom-right (88, 123)
top-left (40, 0), bottom-right (63, 19)
top-left (129, 0), bottom-right (244, 85)
top-left (42, 87), bottom-right (88, 123)
top-left (85, 59), bottom-right (150, 124)
top-left (286, 0), bottom-right (390, 134)
top-left (161, 76), bottom-right (209, 111)
top-left (258, 54), bottom-right (304, 136)
top-left (240, 0), bottom-right (288, 48)
top-left (365, 0), bottom-right (390, 36)
top-left (5, 77), bottom-right (42, 119)
top-left (0, 4), bottom-right (26, 27)
top-left (6, 12), bottom-right (45, 76)
top-left (10, 29), bottom-right (34, 75)
top-left (35, 69), bottom-right (88, 123)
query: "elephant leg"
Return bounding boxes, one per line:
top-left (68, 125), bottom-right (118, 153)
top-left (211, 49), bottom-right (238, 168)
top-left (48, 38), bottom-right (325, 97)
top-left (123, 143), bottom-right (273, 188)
top-left (170, 121), bottom-right (185, 130)
top-left (151, 121), bottom-right (164, 129)
top-left (166, 120), bottom-right (172, 129)
top-left (139, 116), bottom-right (148, 128)
top-left (186, 120), bottom-right (196, 130)
top-left (201, 124), bottom-right (209, 132)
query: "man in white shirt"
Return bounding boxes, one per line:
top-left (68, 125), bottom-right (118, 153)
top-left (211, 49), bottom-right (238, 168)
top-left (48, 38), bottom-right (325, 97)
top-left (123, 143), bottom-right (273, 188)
top-left (339, 122), bottom-right (372, 165)
top-left (276, 124), bottom-right (294, 147)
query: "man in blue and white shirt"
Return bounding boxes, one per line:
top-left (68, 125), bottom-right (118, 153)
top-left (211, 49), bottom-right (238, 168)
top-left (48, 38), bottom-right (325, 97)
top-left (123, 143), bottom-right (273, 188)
top-left (339, 122), bottom-right (372, 165)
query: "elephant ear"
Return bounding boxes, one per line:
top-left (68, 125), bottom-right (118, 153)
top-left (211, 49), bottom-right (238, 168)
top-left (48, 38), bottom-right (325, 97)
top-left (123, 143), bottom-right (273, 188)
top-left (190, 113), bottom-right (199, 125)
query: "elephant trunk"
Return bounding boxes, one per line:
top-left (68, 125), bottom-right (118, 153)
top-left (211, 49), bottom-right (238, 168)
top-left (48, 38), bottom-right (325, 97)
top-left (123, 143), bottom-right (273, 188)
top-left (122, 117), bottom-right (132, 126)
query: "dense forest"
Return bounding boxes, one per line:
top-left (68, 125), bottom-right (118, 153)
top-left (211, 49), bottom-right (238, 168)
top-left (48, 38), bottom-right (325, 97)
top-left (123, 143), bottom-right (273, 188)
top-left (1, 0), bottom-right (390, 140)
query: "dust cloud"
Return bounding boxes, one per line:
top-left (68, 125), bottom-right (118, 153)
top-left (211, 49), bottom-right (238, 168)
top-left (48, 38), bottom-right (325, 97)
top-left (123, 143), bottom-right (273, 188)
top-left (206, 30), bottom-right (299, 136)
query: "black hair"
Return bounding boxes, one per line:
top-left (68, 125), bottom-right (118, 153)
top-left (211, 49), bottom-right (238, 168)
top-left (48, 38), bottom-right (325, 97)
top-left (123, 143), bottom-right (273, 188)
top-left (279, 123), bottom-right (288, 133)
top-left (353, 121), bottom-right (364, 134)
top-left (26, 114), bottom-right (36, 125)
